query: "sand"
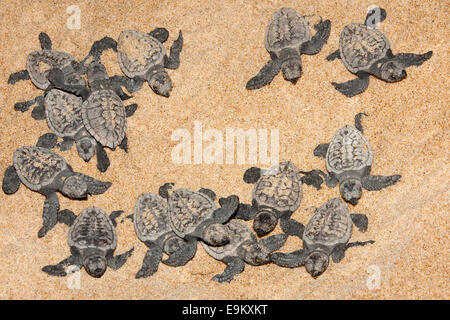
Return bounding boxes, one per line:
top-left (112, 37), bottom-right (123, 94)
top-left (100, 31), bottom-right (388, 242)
top-left (0, 0), bottom-right (448, 299)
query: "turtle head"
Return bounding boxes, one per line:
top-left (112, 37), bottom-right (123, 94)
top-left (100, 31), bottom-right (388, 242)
top-left (202, 223), bottom-right (230, 246)
top-left (340, 178), bottom-right (362, 205)
top-left (281, 58), bottom-right (302, 84)
top-left (83, 254), bottom-right (107, 278)
top-left (62, 175), bottom-right (88, 198)
top-left (87, 60), bottom-right (108, 84)
top-left (253, 208), bottom-right (278, 237)
top-left (305, 250), bottom-right (329, 278)
top-left (75, 137), bottom-right (96, 161)
top-left (148, 69), bottom-right (172, 97)
top-left (380, 60), bottom-right (406, 82)
top-left (239, 241), bottom-right (271, 266)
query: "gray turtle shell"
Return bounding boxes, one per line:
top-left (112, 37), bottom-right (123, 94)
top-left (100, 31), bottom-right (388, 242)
top-left (339, 23), bottom-right (390, 73)
top-left (253, 161), bottom-right (303, 212)
top-left (117, 30), bottom-right (166, 78)
top-left (134, 193), bottom-right (172, 242)
top-left (81, 89), bottom-right (126, 149)
top-left (68, 206), bottom-right (117, 251)
top-left (45, 89), bottom-right (84, 138)
top-left (326, 125), bottom-right (373, 176)
top-left (303, 198), bottom-right (352, 249)
top-left (26, 50), bottom-right (76, 90)
top-left (168, 188), bottom-right (217, 238)
top-left (265, 8), bottom-right (311, 55)
top-left (13, 146), bottom-right (68, 191)
top-left (201, 220), bottom-right (256, 260)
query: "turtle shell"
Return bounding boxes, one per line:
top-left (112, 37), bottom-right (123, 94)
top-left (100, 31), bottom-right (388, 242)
top-left (117, 30), bottom-right (166, 78)
top-left (326, 125), bottom-right (373, 175)
top-left (303, 198), bottom-right (352, 248)
top-left (82, 89), bottom-right (126, 149)
top-left (68, 206), bottom-right (117, 251)
top-left (134, 193), bottom-right (172, 242)
top-left (26, 50), bottom-right (77, 90)
top-left (201, 220), bottom-right (256, 260)
top-left (168, 189), bottom-right (217, 238)
top-left (13, 146), bottom-right (68, 191)
top-left (339, 23), bottom-right (390, 73)
top-left (45, 89), bottom-right (84, 138)
top-left (252, 161), bottom-right (302, 212)
top-left (265, 8), bottom-right (311, 54)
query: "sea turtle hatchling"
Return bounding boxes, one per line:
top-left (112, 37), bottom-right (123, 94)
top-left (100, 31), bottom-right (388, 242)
top-left (306, 113), bottom-right (401, 205)
top-left (2, 146), bottom-right (112, 238)
top-left (326, 7), bottom-right (433, 97)
top-left (235, 161), bottom-right (314, 238)
top-left (117, 28), bottom-right (183, 97)
top-left (133, 192), bottom-right (198, 279)
top-left (42, 207), bottom-right (134, 278)
top-left (159, 183), bottom-right (239, 250)
top-left (271, 198), bottom-right (374, 278)
top-left (202, 220), bottom-right (287, 283)
top-left (246, 8), bottom-right (331, 89)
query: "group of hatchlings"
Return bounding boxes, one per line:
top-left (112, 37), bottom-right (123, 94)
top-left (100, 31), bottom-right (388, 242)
top-left (2, 7), bottom-right (430, 281)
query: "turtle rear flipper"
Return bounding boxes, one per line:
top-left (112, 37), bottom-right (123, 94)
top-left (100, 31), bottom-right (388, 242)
top-left (313, 143), bottom-right (329, 158)
top-left (2, 165), bottom-right (21, 195)
top-left (162, 238), bottom-right (197, 267)
top-left (212, 256), bottom-right (245, 283)
top-left (393, 51), bottom-right (433, 68)
top-left (271, 251), bottom-right (306, 268)
top-left (164, 31), bottom-right (183, 70)
top-left (246, 59), bottom-right (281, 90)
top-left (300, 19), bottom-right (331, 55)
top-left (300, 169), bottom-right (326, 190)
top-left (280, 217), bottom-right (304, 239)
top-left (125, 104), bottom-right (138, 117)
top-left (235, 203), bottom-right (258, 220)
top-left (136, 243), bottom-right (163, 279)
top-left (361, 174), bottom-right (401, 191)
top-left (57, 137), bottom-right (74, 151)
top-left (326, 49), bottom-right (341, 61)
top-left (42, 255), bottom-right (82, 277)
top-left (107, 247), bottom-right (134, 270)
top-left (38, 192), bottom-right (60, 238)
top-left (332, 73), bottom-right (370, 97)
top-left (149, 28), bottom-right (169, 43)
top-left (14, 95), bottom-right (44, 113)
top-left (109, 210), bottom-right (124, 227)
top-left (57, 209), bottom-right (77, 227)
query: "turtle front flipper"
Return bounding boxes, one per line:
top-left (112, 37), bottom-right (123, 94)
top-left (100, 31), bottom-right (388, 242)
top-left (109, 210), bottom-right (124, 227)
top-left (235, 203), bottom-right (258, 220)
top-left (313, 143), bottom-right (329, 158)
top-left (39, 32), bottom-right (52, 50)
top-left (354, 112), bottom-right (368, 134)
top-left (164, 31), bottom-right (183, 70)
top-left (149, 28), bottom-right (169, 43)
top-left (2, 165), bottom-right (21, 195)
top-left (270, 250), bottom-right (307, 268)
top-left (47, 68), bottom-right (90, 100)
top-left (106, 247), bottom-right (134, 270)
top-left (300, 169), bottom-right (326, 190)
top-left (246, 59), bottom-right (281, 90)
top-left (213, 195), bottom-right (239, 223)
top-left (42, 255), bottom-right (82, 277)
top-left (75, 173), bottom-right (112, 195)
top-left (84, 36), bottom-right (117, 62)
top-left (332, 73), bottom-right (370, 97)
top-left (38, 192), bottom-right (60, 238)
top-left (332, 240), bottom-right (375, 263)
top-left (280, 216), bottom-right (305, 239)
top-left (162, 238), bottom-right (197, 267)
top-left (125, 104), bottom-right (138, 118)
top-left (350, 213), bottom-right (369, 233)
top-left (326, 49), bottom-right (341, 61)
top-left (393, 51), bottom-right (433, 68)
top-left (36, 133), bottom-right (58, 149)
top-left (259, 234), bottom-right (287, 253)
top-left (326, 173), bottom-right (339, 188)
top-left (361, 174), bottom-right (401, 191)
top-left (212, 256), bottom-right (245, 283)
top-left (300, 19), bottom-right (331, 55)
top-left (8, 69), bottom-right (30, 85)
top-left (96, 144), bottom-right (110, 173)
top-left (199, 188), bottom-right (217, 201)
top-left (136, 242), bottom-right (163, 278)
top-left (57, 209), bottom-right (77, 227)
top-left (364, 7), bottom-right (386, 28)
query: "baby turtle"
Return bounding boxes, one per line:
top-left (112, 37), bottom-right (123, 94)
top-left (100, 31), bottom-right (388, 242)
top-left (326, 7), bottom-right (433, 97)
top-left (246, 8), bottom-right (331, 89)
top-left (235, 161), bottom-right (309, 238)
top-left (42, 207), bottom-right (134, 278)
top-left (133, 192), bottom-right (197, 279)
top-left (159, 183), bottom-right (239, 249)
top-left (271, 198), bottom-right (374, 278)
top-left (307, 113), bottom-right (401, 205)
top-left (117, 28), bottom-right (183, 97)
top-left (202, 220), bottom-right (287, 283)
top-left (2, 146), bottom-right (112, 238)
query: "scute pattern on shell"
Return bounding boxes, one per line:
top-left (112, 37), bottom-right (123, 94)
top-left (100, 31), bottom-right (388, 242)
top-left (169, 189), bottom-right (216, 236)
top-left (82, 90), bottom-right (126, 149)
top-left (253, 161), bottom-right (302, 212)
top-left (339, 23), bottom-right (389, 73)
top-left (26, 50), bottom-right (77, 90)
top-left (304, 198), bottom-right (352, 246)
top-left (45, 89), bottom-right (84, 137)
top-left (134, 193), bottom-right (172, 241)
top-left (265, 8), bottom-right (310, 53)
top-left (326, 125), bottom-right (373, 175)
top-left (201, 220), bottom-right (255, 260)
top-left (13, 146), bottom-right (66, 191)
top-left (69, 207), bottom-right (116, 250)
top-left (117, 30), bottom-right (166, 78)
